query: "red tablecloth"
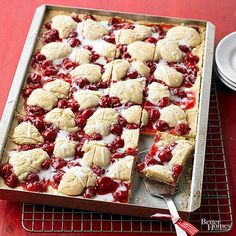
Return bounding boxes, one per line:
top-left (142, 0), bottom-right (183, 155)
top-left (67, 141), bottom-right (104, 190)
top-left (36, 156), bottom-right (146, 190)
top-left (0, 0), bottom-right (236, 235)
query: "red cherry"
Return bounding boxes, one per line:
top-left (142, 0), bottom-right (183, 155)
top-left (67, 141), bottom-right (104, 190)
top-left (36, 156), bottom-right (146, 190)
top-left (26, 173), bottom-right (40, 182)
top-left (158, 149), bottom-right (172, 162)
top-left (113, 136), bottom-right (124, 149)
top-left (0, 164), bottom-right (13, 177)
top-left (68, 29), bottom-right (78, 38)
top-left (96, 176), bottom-right (119, 195)
top-left (183, 74), bottom-right (196, 87)
top-left (172, 165), bottom-right (183, 178)
top-left (19, 144), bottom-right (35, 151)
top-left (26, 181), bottom-right (48, 192)
top-left (148, 108), bottom-right (160, 122)
top-left (137, 162), bottom-right (145, 172)
top-left (28, 73), bottom-right (41, 84)
top-left (43, 29), bottom-right (60, 44)
top-left (156, 120), bottom-right (169, 131)
top-left (113, 190), bottom-right (128, 203)
top-left (57, 99), bottom-right (67, 108)
top-left (126, 123), bottom-right (139, 129)
top-left (125, 148), bottom-right (137, 156)
top-left (157, 97), bottom-right (171, 108)
top-left (122, 52), bottom-right (131, 59)
top-left (108, 17), bottom-right (121, 25)
top-left (76, 116), bottom-right (87, 128)
top-left (175, 123), bottom-right (191, 135)
top-left (67, 99), bottom-right (79, 112)
top-left (83, 14), bottom-right (96, 20)
top-left (42, 66), bottom-right (58, 76)
top-left (100, 95), bottom-right (111, 107)
top-left (102, 35), bottom-right (115, 44)
top-left (110, 124), bottom-right (122, 135)
top-left (97, 81), bottom-right (110, 89)
top-left (118, 44), bottom-right (127, 54)
top-left (72, 15), bottom-right (82, 23)
top-left (125, 102), bottom-right (135, 107)
top-left (41, 60), bottom-right (53, 69)
top-left (75, 78), bottom-right (89, 88)
top-left (119, 117), bottom-right (127, 127)
top-left (90, 133), bottom-right (102, 141)
top-left (53, 172), bottom-right (64, 185)
top-left (42, 128), bottom-right (57, 142)
top-left (184, 52), bottom-right (199, 64)
top-left (110, 153), bottom-right (124, 162)
top-left (82, 108), bottom-right (94, 119)
top-left (146, 61), bottom-right (156, 74)
top-left (42, 142), bottom-right (54, 156)
top-left (145, 37), bottom-right (157, 44)
top-left (44, 22), bottom-right (51, 30)
top-left (67, 161), bottom-right (80, 168)
top-left (90, 53), bottom-right (100, 62)
top-left (110, 97), bottom-right (121, 107)
top-left (91, 166), bottom-right (105, 176)
top-left (75, 145), bottom-right (84, 158)
top-left (83, 45), bottom-right (93, 51)
top-left (41, 159), bottom-right (51, 170)
top-left (87, 84), bottom-right (98, 91)
top-left (68, 133), bottom-right (80, 141)
top-left (179, 45), bottom-right (191, 53)
top-left (172, 88), bottom-right (187, 98)
top-left (52, 158), bottom-right (67, 170)
top-left (5, 173), bottom-right (18, 188)
top-left (127, 70), bottom-right (138, 79)
top-left (26, 106), bottom-right (45, 116)
top-left (174, 65), bottom-right (187, 74)
top-left (62, 58), bottom-right (76, 70)
top-left (146, 158), bottom-right (160, 166)
top-left (69, 38), bottom-right (81, 47)
top-left (83, 187), bottom-right (96, 198)
top-left (35, 53), bottom-right (46, 62)
top-left (150, 145), bottom-right (158, 156)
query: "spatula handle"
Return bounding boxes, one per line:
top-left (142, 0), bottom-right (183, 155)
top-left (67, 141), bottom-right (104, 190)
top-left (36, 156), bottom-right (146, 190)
top-left (165, 196), bottom-right (187, 236)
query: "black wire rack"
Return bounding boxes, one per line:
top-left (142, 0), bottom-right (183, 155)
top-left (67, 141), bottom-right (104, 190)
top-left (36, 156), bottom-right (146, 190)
top-left (21, 81), bottom-right (233, 233)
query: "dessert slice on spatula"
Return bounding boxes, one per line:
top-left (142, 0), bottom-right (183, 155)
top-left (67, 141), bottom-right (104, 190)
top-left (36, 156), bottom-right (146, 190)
top-left (137, 132), bottom-right (198, 236)
top-left (137, 132), bottom-right (194, 186)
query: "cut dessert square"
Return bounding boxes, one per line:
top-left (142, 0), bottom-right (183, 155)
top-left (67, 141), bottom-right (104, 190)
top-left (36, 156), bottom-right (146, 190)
top-left (137, 132), bottom-right (194, 186)
top-left (0, 10), bottom-right (205, 204)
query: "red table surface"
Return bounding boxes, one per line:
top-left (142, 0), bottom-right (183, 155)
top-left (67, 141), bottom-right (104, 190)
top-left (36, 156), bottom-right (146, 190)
top-left (0, 0), bottom-right (236, 235)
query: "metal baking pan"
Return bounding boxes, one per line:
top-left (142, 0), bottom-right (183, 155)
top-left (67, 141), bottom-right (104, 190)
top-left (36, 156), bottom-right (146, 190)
top-left (0, 4), bottom-right (215, 219)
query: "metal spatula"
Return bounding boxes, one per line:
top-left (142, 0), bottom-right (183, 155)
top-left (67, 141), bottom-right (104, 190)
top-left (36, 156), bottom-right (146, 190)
top-left (138, 149), bottom-right (187, 236)
top-left (143, 179), bottom-right (187, 236)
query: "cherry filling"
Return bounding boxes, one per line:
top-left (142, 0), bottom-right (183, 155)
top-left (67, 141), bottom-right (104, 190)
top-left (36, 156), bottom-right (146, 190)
top-left (68, 132), bottom-right (81, 141)
top-left (172, 165), bottom-right (183, 180)
top-left (25, 181), bottom-right (48, 192)
top-left (175, 123), bottom-right (191, 135)
top-left (19, 116), bottom-right (44, 131)
top-left (74, 78), bottom-right (89, 89)
top-left (119, 117), bottom-right (127, 127)
top-left (43, 29), bottom-right (60, 44)
top-left (110, 153), bottom-right (125, 162)
top-left (137, 162), bottom-right (145, 172)
top-left (155, 120), bottom-right (169, 131)
top-left (27, 73), bottom-right (42, 84)
top-left (125, 148), bottom-right (137, 156)
top-left (67, 99), bottom-right (79, 112)
top-left (83, 14), bottom-right (96, 21)
top-left (102, 35), bottom-right (116, 44)
top-left (91, 166), bottom-right (105, 176)
top-left (127, 70), bottom-right (138, 79)
top-left (100, 95), bottom-right (121, 108)
top-left (149, 144), bottom-right (158, 156)
top-left (42, 142), bottom-right (54, 156)
top-left (0, 164), bottom-right (18, 188)
top-left (72, 15), bottom-right (82, 23)
top-left (26, 173), bottom-right (40, 182)
top-left (26, 106), bottom-right (46, 117)
top-left (145, 37), bottom-right (157, 44)
top-left (42, 128), bottom-right (58, 142)
top-left (83, 187), bottom-right (96, 198)
top-left (52, 158), bottom-right (67, 170)
top-left (146, 62), bottom-right (156, 74)
top-left (68, 38), bottom-right (81, 47)
top-left (96, 176), bottom-right (119, 195)
top-left (23, 84), bottom-right (42, 98)
top-left (110, 124), bottom-right (122, 136)
top-left (18, 144), bottom-right (35, 151)
top-left (158, 148), bottom-right (172, 162)
top-left (108, 17), bottom-right (122, 25)
top-left (112, 188), bottom-right (129, 203)
top-left (53, 172), bottom-right (64, 186)
top-left (41, 158), bottom-right (52, 170)
top-left (157, 97), bottom-right (171, 108)
top-left (90, 133), bottom-right (103, 141)
top-left (75, 145), bottom-right (84, 158)
top-left (179, 45), bottom-right (191, 53)
top-left (68, 29), bottom-right (78, 38)
top-left (62, 58), bottom-right (76, 70)
top-left (147, 108), bottom-right (160, 122)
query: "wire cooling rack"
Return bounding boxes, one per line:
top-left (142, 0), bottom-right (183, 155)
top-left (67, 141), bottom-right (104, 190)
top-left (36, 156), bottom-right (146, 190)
top-left (21, 80), bottom-right (232, 233)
